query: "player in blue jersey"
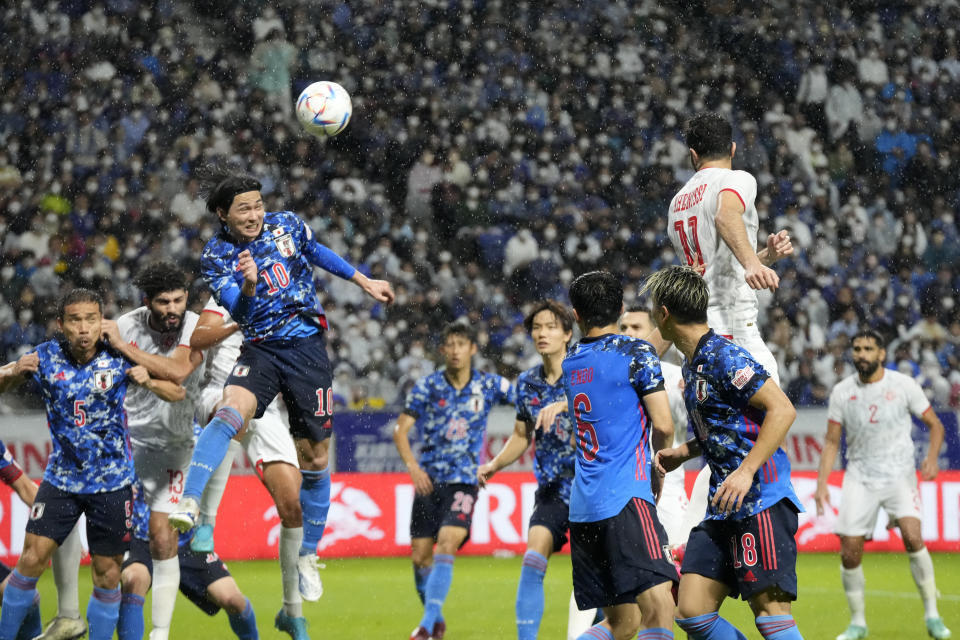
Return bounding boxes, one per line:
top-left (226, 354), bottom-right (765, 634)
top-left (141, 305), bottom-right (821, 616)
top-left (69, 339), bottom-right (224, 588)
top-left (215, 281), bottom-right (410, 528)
top-left (0, 289), bottom-right (185, 640)
top-left (393, 322), bottom-right (515, 640)
top-left (168, 168), bottom-right (394, 593)
top-left (560, 271), bottom-right (678, 640)
top-left (478, 300), bottom-right (577, 640)
top-left (116, 480), bottom-right (259, 640)
top-left (644, 266), bottom-right (804, 640)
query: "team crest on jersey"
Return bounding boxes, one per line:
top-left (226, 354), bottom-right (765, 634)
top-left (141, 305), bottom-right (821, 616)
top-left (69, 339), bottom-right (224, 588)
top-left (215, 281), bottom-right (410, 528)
top-left (696, 378), bottom-right (709, 403)
top-left (731, 366), bottom-right (755, 390)
top-left (469, 394), bottom-right (484, 413)
top-left (274, 233), bottom-right (296, 257)
top-left (30, 502), bottom-right (45, 521)
top-left (93, 370), bottom-right (114, 390)
top-left (232, 364), bottom-right (250, 377)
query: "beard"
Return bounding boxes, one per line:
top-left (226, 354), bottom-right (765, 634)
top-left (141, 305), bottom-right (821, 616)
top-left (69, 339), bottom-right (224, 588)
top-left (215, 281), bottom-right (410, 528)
top-left (854, 359), bottom-right (880, 377)
top-left (152, 310), bottom-right (185, 332)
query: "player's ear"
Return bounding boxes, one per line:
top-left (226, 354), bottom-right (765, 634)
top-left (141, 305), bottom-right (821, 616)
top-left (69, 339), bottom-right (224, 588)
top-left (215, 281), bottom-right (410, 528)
top-left (730, 141), bottom-right (737, 158)
top-left (688, 149), bottom-right (699, 170)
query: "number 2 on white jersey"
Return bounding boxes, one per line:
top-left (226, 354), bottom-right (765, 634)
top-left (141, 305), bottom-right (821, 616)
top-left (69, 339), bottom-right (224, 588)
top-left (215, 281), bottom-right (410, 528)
top-left (674, 217), bottom-right (704, 267)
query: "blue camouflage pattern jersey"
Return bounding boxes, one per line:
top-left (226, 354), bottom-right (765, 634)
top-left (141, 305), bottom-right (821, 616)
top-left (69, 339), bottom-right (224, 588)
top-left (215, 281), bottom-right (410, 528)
top-left (404, 370), bottom-right (515, 484)
top-left (131, 478), bottom-right (150, 542)
top-left (202, 210), bottom-right (357, 342)
top-left (562, 334), bottom-right (665, 523)
top-left (683, 330), bottom-right (802, 521)
top-left (0, 439), bottom-right (24, 485)
top-left (28, 339), bottom-right (135, 494)
top-left (515, 365), bottom-right (576, 503)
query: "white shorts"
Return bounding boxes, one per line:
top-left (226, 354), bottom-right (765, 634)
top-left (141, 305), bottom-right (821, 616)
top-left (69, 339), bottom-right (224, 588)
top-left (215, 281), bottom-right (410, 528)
top-left (710, 323), bottom-right (780, 387)
top-left (656, 470), bottom-right (691, 545)
top-left (242, 402), bottom-right (299, 471)
top-left (132, 442), bottom-right (194, 513)
top-left (834, 471), bottom-right (922, 538)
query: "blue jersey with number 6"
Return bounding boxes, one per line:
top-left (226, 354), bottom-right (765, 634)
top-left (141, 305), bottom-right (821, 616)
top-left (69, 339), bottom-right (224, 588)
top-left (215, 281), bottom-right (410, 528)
top-left (562, 334), bottom-right (665, 523)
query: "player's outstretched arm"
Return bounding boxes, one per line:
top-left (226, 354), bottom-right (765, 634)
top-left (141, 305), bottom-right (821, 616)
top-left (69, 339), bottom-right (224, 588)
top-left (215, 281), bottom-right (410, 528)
top-left (127, 365), bottom-right (186, 402)
top-left (350, 271), bottom-right (395, 304)
top-left (712, 379), bottom-right (796, 514)
top-left (393, 413), bottom-right (433, 495)
top-left (479, 419), bottom-right (532, 487)
top-left (919, 407), bottom-right (945, 480)
top-left (534, 400), bottom-right (567, 431)
top-left (715, 191), bottom-right (779, 292)
top-left (191, 309), bottom-right (240, 351)
top-left (101, 319), bottom-right (203, 385)
top-left (757, 230), bottom-right (794, 266)
top-left (0, 352), bottom-right (38, 393)
top-left (300, 228), bottom-right (395, 304)
top-left (815, 420), bottom-right (843, 516)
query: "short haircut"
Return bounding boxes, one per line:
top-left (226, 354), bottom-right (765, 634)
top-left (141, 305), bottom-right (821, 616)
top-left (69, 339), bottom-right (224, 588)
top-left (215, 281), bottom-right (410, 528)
top-left (134, 261), bottom-right (189, 300)
top-left (568, 271), bottom-right (623, 330)
top-left (523, 300), bottom-right (574, 335)
top-left (640, 265), bottom-right (708, 324)
top-left (622, 304), bottom-right (650, 316)
top-left (57, 288), bottom-right (103, 319)
top-left (198, 162), bottom-right (262, 215)
top-left (442, 321), bottom-right (477, 345)
top-left (684, 112), bottom-right (732, 161)
top-left (852, 329), bottom-right (885, 349)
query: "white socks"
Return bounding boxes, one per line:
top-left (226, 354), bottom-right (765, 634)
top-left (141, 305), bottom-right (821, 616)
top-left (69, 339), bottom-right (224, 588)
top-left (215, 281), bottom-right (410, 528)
top-left (566, 590), bottom-right (596, 640)
top-left (841, 565), bottom-right (866, 627)
top-left (908, 548), bottom-right (940, 619)
top-left (280, 526), bottom-right (304, 618)
top-left (199, 440), bottom-right (241, 526)
top-left (149, 557), bottom-right (180, 640)
top-left (52, 525), bottom-right (82, 619)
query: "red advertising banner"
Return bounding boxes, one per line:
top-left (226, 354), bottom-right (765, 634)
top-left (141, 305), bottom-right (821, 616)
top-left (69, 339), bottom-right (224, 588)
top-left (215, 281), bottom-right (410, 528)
top-left (1, 471), bottom-right (958, 564)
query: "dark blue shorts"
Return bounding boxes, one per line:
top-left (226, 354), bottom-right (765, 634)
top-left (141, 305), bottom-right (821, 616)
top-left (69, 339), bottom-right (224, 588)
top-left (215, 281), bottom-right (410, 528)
top-left (410, 483), bottom-right (478, 542)
top-left (122, 538), bottom-right (231, 616)
top-left (529, 483), bottom-right (570, 552)
top-left (226, 332), bottom-right (334, 442)
top-left (26, 482), bottom-right (132, 556)
top-left (681, 499), bottom-right (799, 601)
top-left (570, 497), bottom-right (678, 610)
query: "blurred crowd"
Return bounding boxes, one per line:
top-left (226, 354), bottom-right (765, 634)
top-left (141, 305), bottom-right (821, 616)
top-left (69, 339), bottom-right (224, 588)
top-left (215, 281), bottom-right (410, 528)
top-left (1, 0), bottom-right (959, 411)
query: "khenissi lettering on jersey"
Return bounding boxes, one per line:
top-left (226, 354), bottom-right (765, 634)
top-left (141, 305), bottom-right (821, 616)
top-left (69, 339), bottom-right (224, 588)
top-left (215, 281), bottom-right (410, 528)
top-left (201, 210), bottom-right (356, 342)
top-left (404, 370), bottom-right (515, 484)
top-left (515, 365), bottom-right (576, 504)
top-left (29, 339), bottom-right (135, 494)
top-left (562, 334), bottom-right (665, 523)
top-left (682, 330), bottom-right (802, 520)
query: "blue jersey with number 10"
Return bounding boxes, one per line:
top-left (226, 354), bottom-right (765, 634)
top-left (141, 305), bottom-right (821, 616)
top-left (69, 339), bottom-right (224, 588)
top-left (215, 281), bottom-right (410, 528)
top-left (201, 210), bottom-right (357, 342)
top-left (562, 334), bottom-right (665, 523)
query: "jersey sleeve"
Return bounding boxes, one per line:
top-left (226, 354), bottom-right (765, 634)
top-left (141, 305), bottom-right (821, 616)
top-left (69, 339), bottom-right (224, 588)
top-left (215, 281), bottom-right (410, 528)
top-left (826, 383), bottom-right (845, 425)
top-left (629, 342), bottom-right (666, 396)
top-left (201, 245), bottom-right (253, 322)
top-left (116, 310), bottom-right (135, 342)
top-left (290, 213), bottom-right (357, 280)
top-left (719, 171), bottom-right (758, 213)
top-left (178, 313), bottom-right (200, 350)
top-left (495, 374), bottom-right (516, 406)
top-left (0, 440), bottom-right (24, 486)
top-left (403, 377), bottom-right (430, 419)
top-left (904, 377), bottom-right (932, 417)
top-left (515, 377), bottom-right (532, 423)
top-left (716, 344), bottom-right (769, 407)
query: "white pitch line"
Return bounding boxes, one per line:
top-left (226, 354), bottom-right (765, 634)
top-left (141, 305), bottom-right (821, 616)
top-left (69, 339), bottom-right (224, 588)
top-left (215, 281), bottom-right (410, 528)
top-left (803, 586), bottom-right (960, 602)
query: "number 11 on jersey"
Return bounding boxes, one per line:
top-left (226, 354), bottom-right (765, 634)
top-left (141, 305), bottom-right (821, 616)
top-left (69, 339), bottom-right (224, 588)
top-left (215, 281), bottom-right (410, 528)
top-left (674, 217), bottom-right (704, 267)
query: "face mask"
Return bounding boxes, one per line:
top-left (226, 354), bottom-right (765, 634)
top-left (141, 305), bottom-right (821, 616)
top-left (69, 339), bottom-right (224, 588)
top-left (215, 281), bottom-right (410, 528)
top-left (1, 266), bottom-right (14, 280)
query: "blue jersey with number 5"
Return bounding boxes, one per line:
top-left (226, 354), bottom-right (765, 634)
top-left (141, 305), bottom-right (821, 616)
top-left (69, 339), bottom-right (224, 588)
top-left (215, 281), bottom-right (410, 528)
top-left (403, 370), bottom-right (515, 484)
top-left (562, 334), bottom-right (664, 523)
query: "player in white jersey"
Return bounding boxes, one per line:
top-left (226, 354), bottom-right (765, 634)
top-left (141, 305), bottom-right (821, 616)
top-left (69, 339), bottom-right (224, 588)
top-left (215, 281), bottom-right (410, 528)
top-left (190, 297), bottom-right (312, 640)
top-left (665, 112), bottom-right (793, 384)
top-left (815, 330), bottom-right (950, 640)
top-left (100, 262), bottom-right (205, 640)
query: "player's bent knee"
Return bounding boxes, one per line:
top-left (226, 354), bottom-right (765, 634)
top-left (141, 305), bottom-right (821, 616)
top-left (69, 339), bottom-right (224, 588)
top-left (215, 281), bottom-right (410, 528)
top-left (90, 555), bottom-right (123, 589)
top-left (120, 565), bottom-right (151, 596)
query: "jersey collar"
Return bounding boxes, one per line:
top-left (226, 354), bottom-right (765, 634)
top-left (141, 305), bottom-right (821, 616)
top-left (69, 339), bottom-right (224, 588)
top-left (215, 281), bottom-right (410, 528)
top-left (442, 368), bottom-right (476, 392)
top-left (692, 329), bottom-right (716, 361)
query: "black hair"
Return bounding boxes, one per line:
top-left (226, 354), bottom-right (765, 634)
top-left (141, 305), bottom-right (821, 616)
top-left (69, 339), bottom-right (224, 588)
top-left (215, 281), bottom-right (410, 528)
top-left (684, 112), bottom-right (733, 162)
top-left (197, 162), bottom-right (262, 216)
top-left (57, 288), bottom-right (103, 319)
top-left (134, 261), bottom-right (189, 300)
top-left (442, 322), bottom-right (477, 345)
top-left (639, 265), bottom-right (709, 324)
top-left (622, 304), bottom-right (649, 315)
top-left (568, 271), bottom-right (623, 330)
top-left (852, 329), bottom-right (886, 349)
top-left (524, 300), bottom-right (574, 336)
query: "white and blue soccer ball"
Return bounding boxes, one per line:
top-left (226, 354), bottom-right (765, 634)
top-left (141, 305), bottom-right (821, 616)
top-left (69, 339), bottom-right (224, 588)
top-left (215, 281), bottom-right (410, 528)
top-left (295, 81), bottom-right (352, 137)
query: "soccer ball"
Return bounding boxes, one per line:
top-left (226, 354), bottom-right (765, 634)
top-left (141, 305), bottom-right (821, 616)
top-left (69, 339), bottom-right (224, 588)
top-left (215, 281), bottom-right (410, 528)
top-left (295, 81), bottom-right (352, 137)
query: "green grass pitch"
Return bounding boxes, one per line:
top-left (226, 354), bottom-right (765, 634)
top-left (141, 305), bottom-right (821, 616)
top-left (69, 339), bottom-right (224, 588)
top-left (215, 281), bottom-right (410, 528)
top-left (32, 552), bottom-right (959, 638)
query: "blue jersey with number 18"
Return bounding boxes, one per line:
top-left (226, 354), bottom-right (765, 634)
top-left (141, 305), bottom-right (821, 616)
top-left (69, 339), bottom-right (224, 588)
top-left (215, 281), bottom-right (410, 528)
top-left (562, 334), bottom-right (665, 523)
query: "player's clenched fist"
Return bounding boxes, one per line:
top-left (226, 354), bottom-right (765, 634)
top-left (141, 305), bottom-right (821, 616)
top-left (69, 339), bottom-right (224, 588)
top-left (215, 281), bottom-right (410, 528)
top-left (744, 263), bottom-right (780, 292)
top-left (477, 461), bottom-right (496, 487)
top-left (236, 250), bottom-right (258, 286)
top-left (408, 464), bottom-right (434, 496)
top-left (13, 352), bottom-right (39, 376)
top-left (99, 319), bottom-right (123, 346)
top-left (127, 365), bottom-right (151, 386)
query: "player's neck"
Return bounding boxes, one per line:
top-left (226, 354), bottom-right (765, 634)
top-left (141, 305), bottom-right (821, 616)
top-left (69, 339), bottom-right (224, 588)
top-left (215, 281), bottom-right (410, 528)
top-left (858, 366), bottom-right (885, 384)
top-left (583, 324), bottom-right (618, 339)
top-left (69, 342), bottom-right (97, 364)
top-left (541, 352), bottom-right (564, 384)
top-left (697, 158), bottom-right (732, 171)
top-left (444, 366), bottom-right (472, 390)
top-left (672, 325), bottom-right (710, 361)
